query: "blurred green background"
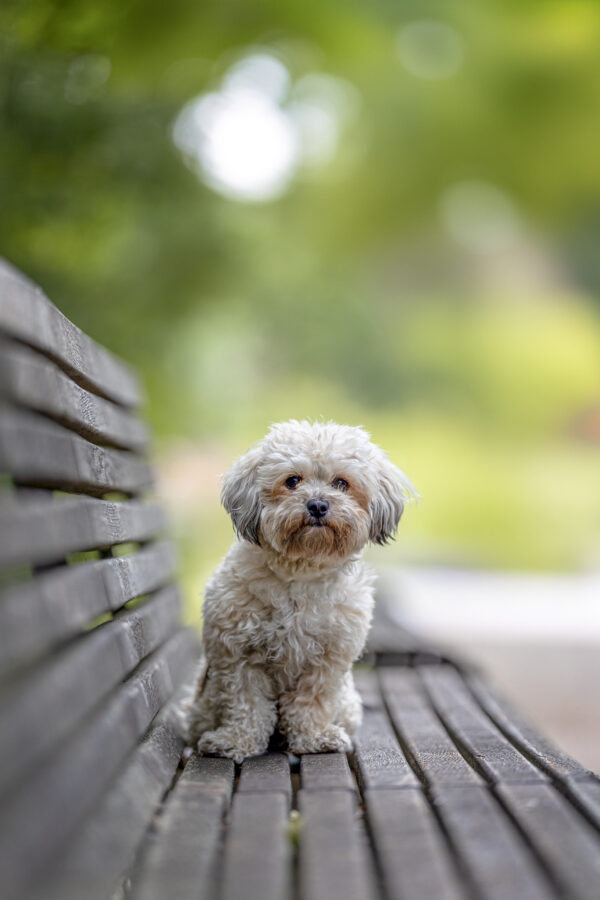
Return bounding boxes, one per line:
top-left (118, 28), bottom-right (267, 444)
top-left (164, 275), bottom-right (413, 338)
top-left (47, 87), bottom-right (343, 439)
top-left (2, 0), bottom-right (600, 621)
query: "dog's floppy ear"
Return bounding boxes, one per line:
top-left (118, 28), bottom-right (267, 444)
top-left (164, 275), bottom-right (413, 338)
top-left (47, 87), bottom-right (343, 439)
top-left (369, 457), bottom-right (417, 545)
top-left (221, 444), bottom-right (264, 544)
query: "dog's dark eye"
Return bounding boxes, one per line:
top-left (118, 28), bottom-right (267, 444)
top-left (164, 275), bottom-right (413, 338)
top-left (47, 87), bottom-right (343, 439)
top-left (332, 477), bottom-right (349, 492)
top-left (285, 475), bottom-right (302, 490)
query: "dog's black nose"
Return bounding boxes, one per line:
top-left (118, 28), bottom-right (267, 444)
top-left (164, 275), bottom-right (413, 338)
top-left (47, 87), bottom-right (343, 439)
top-left (307, 499), bottom-right (329, 518)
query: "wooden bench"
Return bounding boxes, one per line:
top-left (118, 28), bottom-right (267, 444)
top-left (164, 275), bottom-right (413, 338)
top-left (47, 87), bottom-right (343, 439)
top-left (2, 259), bottom-right (600, 900)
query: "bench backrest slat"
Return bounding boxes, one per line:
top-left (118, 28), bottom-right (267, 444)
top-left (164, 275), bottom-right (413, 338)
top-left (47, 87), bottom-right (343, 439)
top-left (0, 340), bottom-right (149, 450)
top-left (0, 584), bottom-right (182, 793)
top-left (0, 494), bottom-right (166, 567)
top-left (0, 540), bottom-right (176, 677)
top-left (0, 408), bottom-right (152, 496)
top-left (40, 713), bottom-right (187, 900)
top-left (0, 261), bottom-right (141, 407)
top-left (0, 629), bottom-right (197, 899)
top-left (0, 260), bottom-right (199, 900)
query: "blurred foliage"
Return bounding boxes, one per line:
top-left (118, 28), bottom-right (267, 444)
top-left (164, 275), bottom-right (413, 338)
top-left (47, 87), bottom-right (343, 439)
top-left (2, 0), bottom-right (600, 599)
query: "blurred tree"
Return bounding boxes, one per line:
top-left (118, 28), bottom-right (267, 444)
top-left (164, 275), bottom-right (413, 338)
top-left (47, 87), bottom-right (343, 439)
top-left (1, 0), bottom-right (600, 430)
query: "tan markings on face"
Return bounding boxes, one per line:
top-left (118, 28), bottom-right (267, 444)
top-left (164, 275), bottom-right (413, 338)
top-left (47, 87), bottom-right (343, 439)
top-left (347, 481), bottom-right (370, 513)
top-left (269, 480), bottom-right (293, 501)
top-left (283, 517), bottom-right (357, 560)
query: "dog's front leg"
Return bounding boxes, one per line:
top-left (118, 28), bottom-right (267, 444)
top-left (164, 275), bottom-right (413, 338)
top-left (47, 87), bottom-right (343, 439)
top-left (279, 665), bottom-right (354, 754)
top-left (196, 662), bottom-right (277, 764)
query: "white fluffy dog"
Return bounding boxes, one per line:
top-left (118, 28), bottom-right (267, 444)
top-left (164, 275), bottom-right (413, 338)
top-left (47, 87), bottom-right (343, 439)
top-left (187, 420), bottom-right (415, 763)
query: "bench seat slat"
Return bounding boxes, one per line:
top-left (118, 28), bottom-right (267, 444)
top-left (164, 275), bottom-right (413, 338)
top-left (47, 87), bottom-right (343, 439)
top-left (300, 753), bottom-right (355, 793)
top-left (0, 261), bottom-right (141, 407)
top-left (298, 790), bottom-right (377, 900)
top-left (0, 408), bottom-right (152, 496)
top-left (420, 666), bottom-right (546, 785)
top-left (238, 753), bottom-right (292, 800)
top-left (431, 785), bottom-right (552, 900)
top-left (565, 778), bottom-right (600, 830)
top-left (365, 787), bottom-right (464, 900)
top-left (0, 541), bottom-right (176, 676)
top-left (0, 340), bottom-right (148, 450)
top-left (0, 585), bottom-right (182, 794)
top-left (0, 627), bottom-right (198, 900)
top-left (0, 494), bottom-right (165, 567)
top-left (130, 755), bottom-right (234, 900)
top-left (222, 792), bottom-right (291, 900)
top-left (466, 672), bottom-right (596, 784)
top-left (354, 669), bottom-right (419, 790)
top-left (380, 668), bottom-right (482, 787)
top-left (497, 782), bottom-right (600, 900)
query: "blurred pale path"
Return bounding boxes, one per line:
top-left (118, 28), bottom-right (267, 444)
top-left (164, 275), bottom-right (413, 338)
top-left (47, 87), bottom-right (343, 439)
top-left (379, 566), bottom-right (600, 773)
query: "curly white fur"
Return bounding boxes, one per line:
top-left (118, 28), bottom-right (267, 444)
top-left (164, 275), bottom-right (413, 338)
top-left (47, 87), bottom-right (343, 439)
top-left (186, 420), bottom-right (415, 763)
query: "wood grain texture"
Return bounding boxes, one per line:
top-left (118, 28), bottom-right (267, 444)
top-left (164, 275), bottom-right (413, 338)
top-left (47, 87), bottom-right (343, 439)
top-left (0, 627), bottom-right (199, 900)
top-left (565, 778), bottom-right (600, 830)
top-left (38, 695), bottom-right (188, 900)
top-left (0, 407), bottom-right (151, 496)
top-left (0, 260), bottom-right (141, 407)
top-left (0, 493), bottom-right (165, 567)
top-left (0, 585), bottom-right (182, 793)
top-left (431, 786), bottom-right (552, 900)
top-left (0, 338), bottom-right (148, 450)
top-left (380, 668), bottom-right (482, 788)
top-left (130, 755), bottom-right (234, 900)
top-left (497, 782), bottom-right (600, 900)
top-left (365, 787), bottom-right (464, 900)
top-left (298, 789), bottom-right (377, 900)
top-left (222, 792), bottom-right (291, 900)
top-left (0, 540), bottom-right (176, 675)
top-left (420, 666), bottom-right (546, 785)
top-left (354, 669), bottom-right (419, 790)
top-left (238, 752), bottom-right (292, 800)
top-left (466, 672), bottom-right (597, 783)
top-left (300, 753), bottom-right (355, 792)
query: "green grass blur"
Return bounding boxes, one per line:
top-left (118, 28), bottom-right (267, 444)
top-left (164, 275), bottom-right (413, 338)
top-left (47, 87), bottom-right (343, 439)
top-left (2, 0), bottom-right (599, 621)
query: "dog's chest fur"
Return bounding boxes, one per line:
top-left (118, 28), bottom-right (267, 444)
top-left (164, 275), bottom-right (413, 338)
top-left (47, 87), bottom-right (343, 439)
top-left (248, 573), bottom-right (371, 689)
top-left (204, 542), bottom-right (375, 692)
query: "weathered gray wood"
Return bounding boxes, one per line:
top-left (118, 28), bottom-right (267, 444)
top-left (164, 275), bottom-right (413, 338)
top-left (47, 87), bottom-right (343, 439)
top-left (299, 789), bottom-right (377, 900)
top-left (0, 627), bottom-right (198, 900)
top-left (238, 752), bottom-right (291, 800)
top-left (130, 754), bottom-right (234, 900)
top-left (0, 540), bottom-right (176, 676)
top-left (467, 672), bottom-right (596, 783)
top-left (354, 668), bottom-right (419, 790)
top-left (0, 407), bottom-right (151, 496)
top-left (0, 585), bottom-right (182, 793)
top-left (497, 782), bottom-right (600, 900)
top-left (301, 753), bottom-right (355, 792)
top-left (222, 792), bottom-right (291, 900)
top-left (420, 666), bottom-right (546, 785)
top-left (0, 260), bottom-right (141, 407)
top-left (565, 777), bottom-right (600, 829)
top-left (38, 688), bottom-right (189, 900)
top-left (0, 494), bottom-right (165, 567)
top-left (431, 786), bottom-right (552, 900)
top-left (365, 787), bottom-right (464, 900)
top-left (0, 339), bottom-right (148, 450)
top-left (380, 668), bottom-right (482, 787)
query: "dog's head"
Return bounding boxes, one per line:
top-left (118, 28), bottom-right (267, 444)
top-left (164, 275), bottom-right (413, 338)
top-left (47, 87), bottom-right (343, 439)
top-left (221, 420), bottom-right (416, 563)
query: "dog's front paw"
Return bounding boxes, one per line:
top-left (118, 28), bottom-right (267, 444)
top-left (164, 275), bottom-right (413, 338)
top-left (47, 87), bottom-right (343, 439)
top-left (196, 728), bottom-right (267, 764)
top-left (288, 725), bottom-right (352, 754)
